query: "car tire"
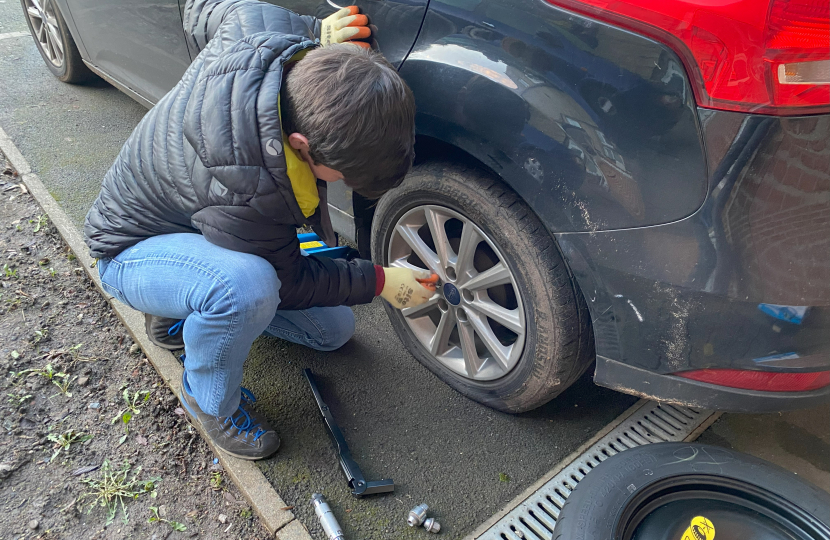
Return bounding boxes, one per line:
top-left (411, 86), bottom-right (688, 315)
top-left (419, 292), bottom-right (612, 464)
top-left (371, 162), bottom-right (594, 413)
top-left (553, 442), bottom-right (830, 540)
top-left (21, 0), bottom-right (95, 84)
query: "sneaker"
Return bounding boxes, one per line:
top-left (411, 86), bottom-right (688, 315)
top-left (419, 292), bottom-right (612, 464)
top-left (179, 376), bottom-right (280, 460)
top-left (145, 313), bottom-right (185, 350)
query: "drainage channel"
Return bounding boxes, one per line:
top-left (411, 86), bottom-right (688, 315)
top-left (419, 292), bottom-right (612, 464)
top-left (476, 401), bottom-right (713, 540)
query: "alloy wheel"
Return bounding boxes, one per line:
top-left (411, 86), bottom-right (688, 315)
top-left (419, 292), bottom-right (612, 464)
top-left (387, 205), bottom-right (526, 381)
top-left (24, 0), bottom-right (63, 67)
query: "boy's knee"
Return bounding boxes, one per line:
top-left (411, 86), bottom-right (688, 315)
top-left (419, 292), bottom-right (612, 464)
top-left (219, 257), bottom-right (280, 320)
top-left (315, 306), bottom-right (355, 351)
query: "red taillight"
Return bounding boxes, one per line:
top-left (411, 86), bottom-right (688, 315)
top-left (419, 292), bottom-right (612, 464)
top-left (545, 0), bottom-right (830, 116)
top-left (677, 368), bottom-right (830, 392)
top-left (765, 0), bottom-right (830, 111)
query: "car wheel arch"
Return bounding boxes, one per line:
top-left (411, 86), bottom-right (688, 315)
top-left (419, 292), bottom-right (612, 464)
top-left (353, 134), bottom-right (575, 259)
top-left (398, 53), bottom-right (596, 235)
top-left (49, 0), bottom-right (90, 59)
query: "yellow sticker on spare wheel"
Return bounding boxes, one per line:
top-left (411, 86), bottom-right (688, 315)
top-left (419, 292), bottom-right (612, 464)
top-left (681, 516), bottom-right (715, 540)
top-left (300, 241), bottom-right (324, 249)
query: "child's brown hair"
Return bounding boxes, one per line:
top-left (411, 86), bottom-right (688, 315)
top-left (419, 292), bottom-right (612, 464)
top-left (283, 44), bottom-right (416, 199)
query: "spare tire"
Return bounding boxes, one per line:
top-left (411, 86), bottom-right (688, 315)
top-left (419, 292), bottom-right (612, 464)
top-left (553, 442), bottom-right (830, 540)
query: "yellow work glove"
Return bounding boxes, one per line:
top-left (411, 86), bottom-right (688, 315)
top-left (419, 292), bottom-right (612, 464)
top-left (381, 268), bottom-right (439, 310)
top-left (320, 6), bottom-right (371, 48)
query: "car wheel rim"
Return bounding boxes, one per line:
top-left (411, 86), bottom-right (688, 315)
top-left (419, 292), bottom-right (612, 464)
top-left (388, 205), bottom-right (526, 381)
top-left (25, 0), bottom-right (63, 68)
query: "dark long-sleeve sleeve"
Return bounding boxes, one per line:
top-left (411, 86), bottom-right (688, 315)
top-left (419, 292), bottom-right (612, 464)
top-left (183, 0), bottom-right (320, 54)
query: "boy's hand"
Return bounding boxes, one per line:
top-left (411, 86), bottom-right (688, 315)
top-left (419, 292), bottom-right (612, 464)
top-left (381, 267), bottom-right (438, 309)
top-left (320, 6), bottom-right (371, 48)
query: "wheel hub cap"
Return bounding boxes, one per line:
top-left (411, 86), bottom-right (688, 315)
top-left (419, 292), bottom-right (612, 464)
top-left (443, 283), bottom-right (461, 306)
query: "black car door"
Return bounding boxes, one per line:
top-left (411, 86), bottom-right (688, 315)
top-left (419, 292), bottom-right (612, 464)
top-left (63, 0), bottom-right (192, 103)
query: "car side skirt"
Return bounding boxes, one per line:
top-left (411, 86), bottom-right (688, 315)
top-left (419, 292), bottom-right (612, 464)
top-left (82, 60), bottom-right (154, 109)
top-left (595, 356), bottom-right (830, 413)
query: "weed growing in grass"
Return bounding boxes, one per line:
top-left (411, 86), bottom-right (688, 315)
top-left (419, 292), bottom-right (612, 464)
top-left (111, 388), bottom-right (150, 444)
top-left (79, 460), bottom-right (159, 525)
top-left (33, 328), bottom-right (49, 344)
top-left (14, 363), bottom-right (67, 382)
top-left (148, 506), bottom-right (187, 532)
top-left (32, 214), bottom-right (48, 233)
top-left (209, 471), bottom-right (223, 491)
top-left (2, 264), bottom-right (18, 279)
top-left (7, 393), bottom-right (32, 408)
top-left (47, 429), bottom-right (92, 462)
top-left (51, 375), bottom-right (75, 397)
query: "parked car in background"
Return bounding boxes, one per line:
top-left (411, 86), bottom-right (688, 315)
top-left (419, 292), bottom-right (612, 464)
top-left (22, 0), bottom-right (830, 412)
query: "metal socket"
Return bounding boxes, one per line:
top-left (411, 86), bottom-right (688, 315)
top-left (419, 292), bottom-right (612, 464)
top-left (312, 493), bottom-right (345, 540)
top-left (407, 504), bottom-right (429, 527)
top-left (423, 517), bottom-right (441, 533)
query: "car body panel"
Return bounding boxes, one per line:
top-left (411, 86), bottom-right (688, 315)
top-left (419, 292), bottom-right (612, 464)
top-left (62, 0), bottom-right (192, 103)
top-left (558, 112), bottom-right (830, 406)
top-left (399, 0), bottom-right (709, 234)
top-left (257, 0), bottom-right (429, 68)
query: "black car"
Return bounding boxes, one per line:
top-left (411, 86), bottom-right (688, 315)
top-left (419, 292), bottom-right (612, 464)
top-left (21, 0), bottom-right (830, 413)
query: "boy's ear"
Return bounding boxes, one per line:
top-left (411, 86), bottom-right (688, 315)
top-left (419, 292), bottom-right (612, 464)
top-left (287, 133), bottom-right (310, 152)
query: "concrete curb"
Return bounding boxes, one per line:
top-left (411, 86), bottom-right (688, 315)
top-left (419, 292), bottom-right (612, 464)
top-left (0, 127), bottom-right (312, 540)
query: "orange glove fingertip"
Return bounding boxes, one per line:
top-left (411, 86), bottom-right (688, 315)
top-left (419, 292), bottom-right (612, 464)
top-left (348, 26), bottom-right (372, 40)
top-left (347, 14), bottom-right (369, 26)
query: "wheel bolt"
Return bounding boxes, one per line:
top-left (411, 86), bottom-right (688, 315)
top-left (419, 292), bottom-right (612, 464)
top-left (445, 266), bottom-right (457, 281)
top-left (407, 504), bottom-right (428, 527)
top-left (457, 308), bottom-right (468, 323)
top-left (424, 517), bottom-right (441, 533)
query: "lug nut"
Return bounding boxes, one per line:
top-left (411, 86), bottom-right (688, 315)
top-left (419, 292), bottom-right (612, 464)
top-left (407, 504), bottom-right (429, 527)
top-left (423, 517), bottom-right (441, 533)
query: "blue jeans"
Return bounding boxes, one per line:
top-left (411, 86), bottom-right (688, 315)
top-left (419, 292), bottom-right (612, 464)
top-left (98, 233), bottom-right (355, 417)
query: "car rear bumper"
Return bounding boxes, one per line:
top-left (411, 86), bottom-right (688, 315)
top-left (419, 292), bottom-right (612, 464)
top-left (557, 110), bottom-right (830, 411)
top-left (595, 356), bottom-right (830, 413)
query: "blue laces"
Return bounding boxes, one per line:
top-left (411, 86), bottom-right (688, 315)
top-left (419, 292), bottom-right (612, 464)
top-left (180, 365), bottom-right (266, 442)
top-left (168, 319), bottom-right (184, 336)
top-left (223, 388), bottom-right (265, 441)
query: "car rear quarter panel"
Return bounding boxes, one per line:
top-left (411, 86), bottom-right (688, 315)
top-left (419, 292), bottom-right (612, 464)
top-left (559, 112), bottom-right (830, 378)
top-left (399, 0), bottom-right (708, 234)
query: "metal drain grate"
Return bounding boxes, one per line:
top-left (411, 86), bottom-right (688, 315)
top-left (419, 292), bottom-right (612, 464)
top-left (477, 402), bottom-right (711, 540)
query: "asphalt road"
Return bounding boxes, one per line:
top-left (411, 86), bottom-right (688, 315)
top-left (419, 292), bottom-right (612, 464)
top-left (0, 5), bottom-right (637, 538)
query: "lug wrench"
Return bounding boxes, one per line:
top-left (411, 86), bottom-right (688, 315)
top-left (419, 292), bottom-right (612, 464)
top-left (304, 368), bottom-right (394, 496)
